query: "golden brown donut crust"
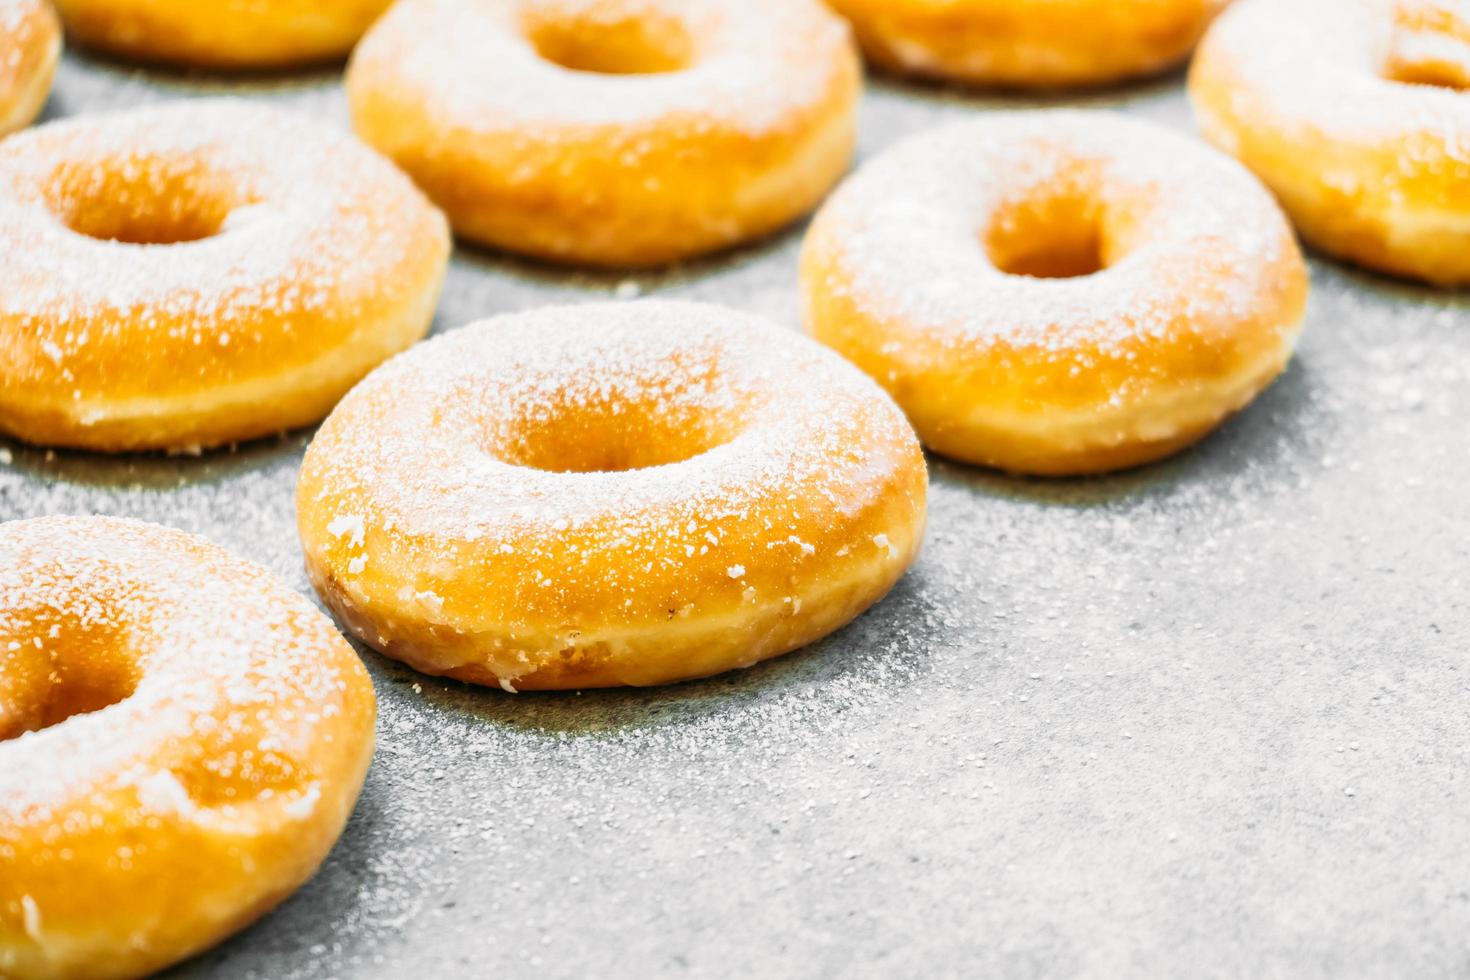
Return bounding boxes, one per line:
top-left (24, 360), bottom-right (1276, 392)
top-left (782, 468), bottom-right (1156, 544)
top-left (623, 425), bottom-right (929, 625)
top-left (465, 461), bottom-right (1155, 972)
top-left (0, 100), bottom-right (449, 453)
top-left (801, 112), bottom-right (1309, 476)
top-left (823, 0), bottom-right (1229, 89)
top-left (346, 0), bottom-right (861, 268)
top-left (1191, 0), bottom-right (1470, 285)
top-left (297, 301), bottom-right (928, 690)
top-left (0, 0), bottom-right (60, 136)
top-left (0, 516), bottom-right (376, 980)
top-left (51, 0), bottom-right (392, 69)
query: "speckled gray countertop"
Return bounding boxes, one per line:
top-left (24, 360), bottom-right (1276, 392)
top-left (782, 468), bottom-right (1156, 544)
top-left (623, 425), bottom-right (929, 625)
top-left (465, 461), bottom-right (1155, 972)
top-left (5, 44), bottom-right (1470, 980)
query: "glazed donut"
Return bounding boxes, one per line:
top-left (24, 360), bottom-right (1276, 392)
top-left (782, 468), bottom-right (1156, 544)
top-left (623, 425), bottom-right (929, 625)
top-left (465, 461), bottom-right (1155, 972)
top-left (51, 0), bottom-right (392, 69)
top-left (0, 516), bottom-right (376, 980)
top-left (297, 300), bottom-right (927, 690)
top-left (800, 112), bottom-right (1309, 476)
top-left (822, 0), bottom-right (1228, 89)
top-left (346, 0), bottom-right (860, 268)
top-left (1191, 0), bottom-right (1470, 285)
top-left (0, 0), bottom-right (59, 136)
top-left (0, 100), bottom-right (449, 453)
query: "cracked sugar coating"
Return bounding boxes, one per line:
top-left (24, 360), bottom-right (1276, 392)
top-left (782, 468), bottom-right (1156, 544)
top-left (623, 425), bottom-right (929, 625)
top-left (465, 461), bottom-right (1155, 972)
top-left (297, 300), bottom-right (928, 690)
top-left (1190, 0), bottom-right (1470, 284)
top-left (800, 110), bottom-right (1309, 475)
top-left (346, 0), bottom-right (860, 266)
top-left (0, 515), bottom-right (376, 980)
top-left (0, 0), bottom-right (59, 136)
top-left (0, 98), bottom-right (450, 452)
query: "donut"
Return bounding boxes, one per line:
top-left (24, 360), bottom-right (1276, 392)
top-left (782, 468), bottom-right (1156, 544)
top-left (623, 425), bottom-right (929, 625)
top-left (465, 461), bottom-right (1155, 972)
top-left (0, 516), bottom-right (376, 980)
top-left (1191, 0), bottom-right (1470, 285)
top-left (297, 300), bottom-right (927, 690)
top-left (0, 0), bottom-right (59, 136)
top-left (0, 100), bottom-right (450, 453)
top-left (51, 0), bottom-right (392, 69)
top-left (800, 112), bottom-right (1309, 476)
top-left (345, 0), bottom-right (860, 268)
top-left (822, 0), bottom-right (1228, 89)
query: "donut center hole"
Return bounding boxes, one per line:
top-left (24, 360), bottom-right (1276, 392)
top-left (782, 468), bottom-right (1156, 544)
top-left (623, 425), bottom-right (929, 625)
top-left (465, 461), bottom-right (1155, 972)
top-left (523, 7), bottom-right (693, 75)
top-left (1384, 51), bottom-right (1470, 89)
top-left (500, 403), bottom-right (737, 473)
top-left (1386, 6), bottom-right (1470, 89)
top-left (489, 373), bottom-right (742, 474)
top-left (0, 628), bottom-right (140, 741)
top-left (986, 195), bottom-right (1108, 279)
top-left (46, 158), bottom-right (238, 245)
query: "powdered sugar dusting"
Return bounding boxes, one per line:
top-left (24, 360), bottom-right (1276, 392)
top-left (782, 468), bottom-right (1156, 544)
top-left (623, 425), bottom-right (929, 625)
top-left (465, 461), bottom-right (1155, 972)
top-left (1196, 0), bottom-right (1470, 148)
top-left (299, 300), bottom-right (922, 629)
top-left (0, 0), bottom-right (50, 81)
top-left (807, 111), bottom-right (1298, 362)
top-left (0, 99), bottom-right (445, 405)
top-left (0, 517), bottom-right (370, 827)
top-left (349, 0), bottom-right (854, 137)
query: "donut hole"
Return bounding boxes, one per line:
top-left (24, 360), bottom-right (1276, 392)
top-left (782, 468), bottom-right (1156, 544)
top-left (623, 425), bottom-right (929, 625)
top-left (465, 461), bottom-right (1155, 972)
top-left (1386, 9), bottom-right (1470, 89)
top-left (488, 377), bottom-right (743, 473)
top-left (45, 157), bottom-right (240, 245)
top-left (1384, 53), bottom-right (1470, 89)
top-left (522, 5), bottom-right (694, 75)
top-left (986, 193), bottom-right (1109, 279)
top-left (35, 655), bottom-right (139, 729)
top-left (0, 626), bottom-right (140, 741)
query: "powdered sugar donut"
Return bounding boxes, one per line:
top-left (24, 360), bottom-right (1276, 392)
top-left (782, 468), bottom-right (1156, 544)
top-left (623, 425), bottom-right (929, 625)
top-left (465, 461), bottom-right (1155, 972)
top-left (297, 301), bottom-right (927, 690)
top-left (824, 0), bottom-right (1228, 89)
top-left (52, 0), bottom-right (392, 69)
top-left (1192, 0), bottom-right (1470, 285)
top-left (346, 0), bottom-right (860, 268)
top-left (0, 516), bottom-right (376, 980)
top-left (0, 0), bottom-right (59, 136)
top-left (801, 112), bottom-right (1309, 476)
top-left (0, 100), bottom-right (449, 453)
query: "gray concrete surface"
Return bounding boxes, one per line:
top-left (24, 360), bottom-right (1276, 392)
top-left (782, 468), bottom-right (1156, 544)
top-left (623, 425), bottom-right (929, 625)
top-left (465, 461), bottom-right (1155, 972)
top-left (3, 46), bottom-right (1469, 980)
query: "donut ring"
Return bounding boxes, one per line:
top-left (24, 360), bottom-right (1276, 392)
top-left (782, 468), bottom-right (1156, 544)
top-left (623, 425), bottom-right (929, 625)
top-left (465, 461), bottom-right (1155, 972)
top-left (297, 301), bottom-right (927, 690)
top-left (51, 0), bottom-right (392, 69)
top-left (0, 100), bottom-right (449, 453)
top-left (800, 112), bottom-right (1309, 476)
top-left (346, 0), bottom-right (860, 268)
top-left (0, 516), bottom-right (376, 980)
top-left (1191, 0), bottom-right (1470, 285)
top-left (0, 0), bottom-right (59, 137)
top-left (823, 0), bottom-right (1228, 89)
